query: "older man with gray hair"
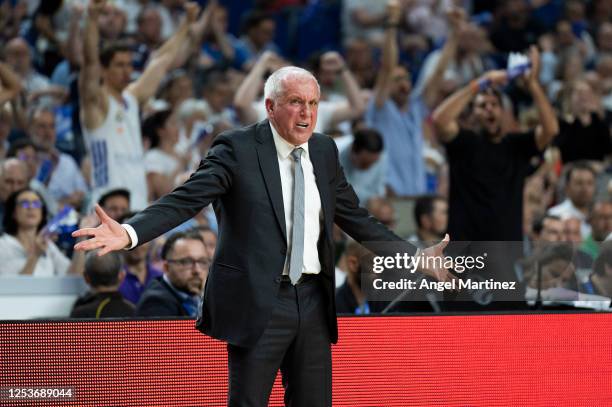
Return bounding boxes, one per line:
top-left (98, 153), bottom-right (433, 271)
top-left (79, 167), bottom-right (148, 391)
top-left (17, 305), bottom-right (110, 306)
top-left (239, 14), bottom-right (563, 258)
top-left (73, 66), bottom-right (452, 406)
top-left (28, 105), bottom-right (88, 209)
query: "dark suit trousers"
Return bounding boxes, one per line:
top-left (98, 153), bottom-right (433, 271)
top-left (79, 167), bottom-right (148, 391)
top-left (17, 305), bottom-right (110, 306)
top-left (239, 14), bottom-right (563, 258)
top-left (227, 275), bottom-right (332, 407)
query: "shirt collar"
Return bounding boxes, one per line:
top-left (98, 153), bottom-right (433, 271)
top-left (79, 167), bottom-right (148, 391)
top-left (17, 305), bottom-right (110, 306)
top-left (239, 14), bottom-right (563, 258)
top-left (269, 122), bottom-right (309, 160)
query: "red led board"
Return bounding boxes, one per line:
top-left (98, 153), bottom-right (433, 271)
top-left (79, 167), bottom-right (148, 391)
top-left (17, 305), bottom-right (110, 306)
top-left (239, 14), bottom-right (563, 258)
top-left (1, 314), bottom-right (611, 406)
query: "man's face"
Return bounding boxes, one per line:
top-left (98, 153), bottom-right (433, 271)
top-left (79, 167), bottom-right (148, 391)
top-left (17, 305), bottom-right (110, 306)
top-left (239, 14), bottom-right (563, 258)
top-left (102, 52), bottom-right (133, 92)
top-left (98, 4), bottom-right (126, 40)
top-left (138, 9), bottom-right (162, 44)
top-left (473, 93), bottom-right (503, 137)
top-left (389, 67), bottom-right (412, 107)
top-left (540, 218), bottom-right (563, 242)
top-left (350, 150), bottom-right (380, 170)
top-left (566, 169), bottom-right (595, 208)
top-left (30, 111), bottom-right (56, 151)
top-left (591, 203), bottom-right (612, 240)
top-left (266, 76), bottom-right (320, 146)
top-left (200, 230), bottom-right (217, 259)
top-left (102, 195), bottom-right (130, 222)
top-left (0, 161), bottom-right (28, 202)
top-left (164, 238), bottom-right (210, 295)
top-left (430, 199), bottom-right (448, 237)
top-left (204, 82), bottom-right (231, 113)
top-left (563, 218), bottom-right (582, 245)
top-left (251, 19), bottom-right (275, 48)
top-left (5, 38), bottom-right (31, 73)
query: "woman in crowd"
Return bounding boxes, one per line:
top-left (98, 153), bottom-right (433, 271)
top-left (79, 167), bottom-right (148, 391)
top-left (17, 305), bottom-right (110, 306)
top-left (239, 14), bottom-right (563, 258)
top-left (0, 188), bottom-right (79, 276)
top-left (142, 109), bottom-right (193, 201)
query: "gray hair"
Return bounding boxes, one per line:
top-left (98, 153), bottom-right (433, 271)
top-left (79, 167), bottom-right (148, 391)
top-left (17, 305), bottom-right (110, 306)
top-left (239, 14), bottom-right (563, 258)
top-left (263, 66), bottom-right (320, 102)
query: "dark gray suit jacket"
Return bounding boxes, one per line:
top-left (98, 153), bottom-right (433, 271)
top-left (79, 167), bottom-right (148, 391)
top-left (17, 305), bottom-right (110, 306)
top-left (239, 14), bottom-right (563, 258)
top-left (128, 120), bottom-right (413, 347)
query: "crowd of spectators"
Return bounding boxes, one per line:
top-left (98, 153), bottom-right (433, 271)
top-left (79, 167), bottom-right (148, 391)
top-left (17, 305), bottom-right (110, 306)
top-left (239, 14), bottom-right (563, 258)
top-left (1, 0), bottom-right (612, 317)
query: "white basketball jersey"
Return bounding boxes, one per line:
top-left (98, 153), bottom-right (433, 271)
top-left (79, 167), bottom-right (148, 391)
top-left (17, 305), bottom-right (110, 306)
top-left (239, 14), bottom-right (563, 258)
top-left (83, 91), bottom-right (148, 210)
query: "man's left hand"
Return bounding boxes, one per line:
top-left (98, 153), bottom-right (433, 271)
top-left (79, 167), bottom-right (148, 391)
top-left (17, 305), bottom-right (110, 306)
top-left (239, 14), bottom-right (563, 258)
top-left (418, 234), bottom-right (457, 284)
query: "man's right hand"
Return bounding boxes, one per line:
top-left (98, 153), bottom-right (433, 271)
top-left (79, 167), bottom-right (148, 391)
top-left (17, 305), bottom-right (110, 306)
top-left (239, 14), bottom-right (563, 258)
top-left (72, 204), bottom-right (131, 255)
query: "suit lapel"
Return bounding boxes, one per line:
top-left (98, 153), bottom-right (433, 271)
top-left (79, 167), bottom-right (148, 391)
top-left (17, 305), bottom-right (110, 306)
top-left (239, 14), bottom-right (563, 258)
top-left (255, 120), bottom-right (287, 242)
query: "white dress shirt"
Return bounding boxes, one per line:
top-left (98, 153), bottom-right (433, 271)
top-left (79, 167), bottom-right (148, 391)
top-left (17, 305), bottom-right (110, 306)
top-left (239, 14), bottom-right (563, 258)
top-left (123, 123), bottom-right (323, 276)
top-left (269, 123), bottom-right (322, 276)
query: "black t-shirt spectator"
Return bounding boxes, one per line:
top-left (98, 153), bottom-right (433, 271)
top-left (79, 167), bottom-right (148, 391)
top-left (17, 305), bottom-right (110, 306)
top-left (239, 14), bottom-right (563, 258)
top-left (444, 129), bottom-right (539, 241)
top-left (555, 113), bottom-right (612, 163)
top-left (70, 291), bottom-right (135, 318)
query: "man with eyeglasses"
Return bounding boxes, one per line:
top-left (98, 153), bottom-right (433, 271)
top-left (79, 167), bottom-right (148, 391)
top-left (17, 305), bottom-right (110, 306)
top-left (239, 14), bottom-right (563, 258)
top-left (136, 231), bottom-right (210, 317)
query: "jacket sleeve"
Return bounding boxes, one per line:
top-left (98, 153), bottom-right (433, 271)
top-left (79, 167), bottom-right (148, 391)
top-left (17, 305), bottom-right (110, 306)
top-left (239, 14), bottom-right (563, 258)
top-left (127, 133), bottom-right (238, 246)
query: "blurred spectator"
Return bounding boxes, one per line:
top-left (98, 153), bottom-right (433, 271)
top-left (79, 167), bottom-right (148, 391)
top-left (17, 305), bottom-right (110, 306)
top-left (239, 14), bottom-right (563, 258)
top-left (155, 69), bottom-right (193, 112)
top-left (189, 225), bottom-right (217, 259)
top-left (0, 61), bottom-right (22, 109)
top-left (200, 71), bottom-right (235, 126)
top-left (131, 6), bottom-right (163, 72)
top-left (366, 197), bottom-right (396, 230)
top-left (236, 10), bottom-right (280, 69)
top-left (366, 3), bottom-right (461, 196)
top-left (0, 107), bottom-right (12, 161)
top-left (7, 138), bottom-right (59, 215)
top-left (118, 211), bottom-right (162, 305)
top-left (341, 0), bottom-right (388, 46)
top-left (80, 0), bottom-right (199, 211)
top-left (555, 79), bottom-right (611, 163)
top-left (582, 201), bottom-right (612, 260)
top-left (142, 109), bottom-right (191, 200)
top-left (197, 2), bottom-right (249, 71)
top-left (28, 106), bottom-right (88, 210)
top-left (525, 242), bottom-right (580, 297)
top-left (158, 0), bottom-right (186, 40)
top-left (233, 51), bottom-right (285, 125)
top-left (591, 240), bottom-right (612, 297)
top-left (0, 188), bottom-right (80, 276)
top-left (432, 47), bottom-right (559, 241)
top-left (548, 162), bottom-right (596, 239)
top-left (344, 38), bottom-right (376, 88)
top-left (414, 19), bottom-right (494, 95)
top-left (98, 188), bottom-right (130, 222)
top-left (335, 239), bottom-right (375, 314)
top-left (563, 217), bottom-right (583, 246)
top-left (489, 0), bottom-right (544, 53)
top-left (4, 37), bottom-right (58, 98)
top-left (338, 128), bottom-right (386, 205)
top-left (531, 214), bottom-right (563, 247)
top-left (408, 195), bottom-right (448, 245)
top-left (136, 231), bottom-right (210, 317)
top-left (308, 51), bottom-right (367, 134)
top-left (0, 158), bottom-right (29, 228)
top-left (98, 1), bottom-right (128, 43)
top-left (70, 251), bottom-right (136, 318)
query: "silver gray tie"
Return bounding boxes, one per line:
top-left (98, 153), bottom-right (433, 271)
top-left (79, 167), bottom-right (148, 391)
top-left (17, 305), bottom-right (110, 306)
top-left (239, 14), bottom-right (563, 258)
top-left (289, 148), bottom-right (304, 285)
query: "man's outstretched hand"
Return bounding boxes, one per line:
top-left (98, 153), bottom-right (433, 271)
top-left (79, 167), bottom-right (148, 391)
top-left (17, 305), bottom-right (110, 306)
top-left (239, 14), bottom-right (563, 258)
top-left (418, 234), bottom-right (457, 284)
top-left (72, 205), bottom-right (131, 255)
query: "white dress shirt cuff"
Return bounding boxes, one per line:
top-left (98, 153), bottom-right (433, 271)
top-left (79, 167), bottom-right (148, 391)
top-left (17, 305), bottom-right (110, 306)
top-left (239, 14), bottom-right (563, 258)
top-left (122, 224), bottom-right (139, 250)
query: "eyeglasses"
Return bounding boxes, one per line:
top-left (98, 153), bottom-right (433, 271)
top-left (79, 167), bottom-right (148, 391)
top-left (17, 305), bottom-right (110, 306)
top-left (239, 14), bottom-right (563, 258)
top-left (17, 200), bottom-right (43, 209)
top-left (166, 257), bottom-right (210, 269)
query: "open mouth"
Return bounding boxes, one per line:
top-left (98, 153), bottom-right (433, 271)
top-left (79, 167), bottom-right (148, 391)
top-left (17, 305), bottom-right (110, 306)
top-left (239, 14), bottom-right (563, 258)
top-left (296, 122), bottom-right (309, 129)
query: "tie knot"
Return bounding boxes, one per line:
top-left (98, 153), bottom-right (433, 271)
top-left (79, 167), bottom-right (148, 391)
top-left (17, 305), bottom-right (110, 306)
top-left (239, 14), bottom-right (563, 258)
top-left (291, 148), bottom-right (303, 161)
